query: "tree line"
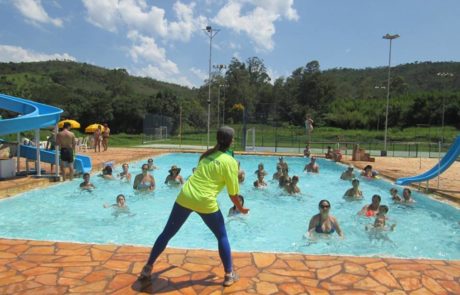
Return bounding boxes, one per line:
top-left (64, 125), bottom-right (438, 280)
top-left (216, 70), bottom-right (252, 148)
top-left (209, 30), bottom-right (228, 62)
top-left (0, 60), bottom-right (459, 134)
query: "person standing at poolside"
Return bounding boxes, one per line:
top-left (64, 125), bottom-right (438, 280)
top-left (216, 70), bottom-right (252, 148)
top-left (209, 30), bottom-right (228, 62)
top-left (138, 126), bottom-right (249, 287)
top-left (56, 122), bottom-right (76, 180)
top-left (102, 123), bottom-right (110, 151)
top-left (94, 125), bottom-right (102, 152)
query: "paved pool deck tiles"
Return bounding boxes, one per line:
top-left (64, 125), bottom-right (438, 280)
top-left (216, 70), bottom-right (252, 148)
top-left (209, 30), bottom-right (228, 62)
top-left (0, 239), bottom-right (459, 294)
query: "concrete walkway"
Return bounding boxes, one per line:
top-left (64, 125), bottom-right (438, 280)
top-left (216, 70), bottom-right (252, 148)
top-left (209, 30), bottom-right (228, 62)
top-left (1, 238), bottom-right (459, 294)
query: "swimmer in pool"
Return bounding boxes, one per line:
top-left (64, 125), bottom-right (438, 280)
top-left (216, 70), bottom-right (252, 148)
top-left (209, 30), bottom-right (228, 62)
top-left (343, 179), bottom-right (363, 200)
top-left (359, 194), bottom-right (381, 217)
top-left (133, 164), bottom-right (155, 192)
top-left (253, 170), bottom-right (267, 188)
top-left (307, 200), bottom-right (343, 237)
top-left (228, 195), bottom-right (245, 217)
top-left (390, 188), bottom-right (402, 202)
top-left (365, 205), bottom-right (396, 231)
top-left (80, 173), bottom-right (95, 190)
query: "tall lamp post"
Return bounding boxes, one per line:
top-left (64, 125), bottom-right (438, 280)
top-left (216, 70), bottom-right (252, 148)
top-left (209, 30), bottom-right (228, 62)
top-left (381, 33), bottom-right (400, 156)
top-left (203, 25), bottom-right (220, 149)
top-left (436, 72), bottom-right (454, 143)
top-left (213, 64), bottom-right (227, 127)
top-left (374, 85), bottom-right (386, 131)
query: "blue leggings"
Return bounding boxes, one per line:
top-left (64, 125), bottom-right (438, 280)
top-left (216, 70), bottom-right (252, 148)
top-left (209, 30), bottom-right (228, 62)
top-left (147, 202), bottom-right (232, 273)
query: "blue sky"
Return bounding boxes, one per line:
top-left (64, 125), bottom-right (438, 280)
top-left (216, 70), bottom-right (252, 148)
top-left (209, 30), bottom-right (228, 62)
top-left (0, 0), bottom-right (459, 88)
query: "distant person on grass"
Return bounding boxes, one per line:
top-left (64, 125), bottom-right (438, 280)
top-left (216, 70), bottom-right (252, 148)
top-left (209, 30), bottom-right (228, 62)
top-left (138, 126), bottom-right (249, 287)
top-left (56, 122), bottom-right (76, 181)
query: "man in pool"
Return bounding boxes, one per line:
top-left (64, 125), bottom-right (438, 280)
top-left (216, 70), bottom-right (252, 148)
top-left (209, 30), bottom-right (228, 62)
top-left (138, 126), bottom-right (249, 287)
top-left (56, 122), bottom-right (76, 180)
top-left (79, 173), bottom-right (95, 190)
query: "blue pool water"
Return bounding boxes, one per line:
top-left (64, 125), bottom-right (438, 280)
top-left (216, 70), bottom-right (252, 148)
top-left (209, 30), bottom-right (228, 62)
top-left (0, 153), bottom-right (459, 260)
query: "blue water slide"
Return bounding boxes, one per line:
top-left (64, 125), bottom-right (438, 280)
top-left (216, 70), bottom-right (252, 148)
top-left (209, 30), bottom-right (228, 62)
top-left (0, 93), bottom-right (62, 135)
top-left (0, 93), bottom-right (92, 174)
top-left (19, 145), bottom-right (92, 174)
top-left (395, 136), bottom-right (460, 185)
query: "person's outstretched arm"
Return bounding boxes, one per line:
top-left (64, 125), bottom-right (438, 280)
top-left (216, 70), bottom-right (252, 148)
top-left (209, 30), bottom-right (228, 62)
top-left (229, 195), bottom-right (249, 214)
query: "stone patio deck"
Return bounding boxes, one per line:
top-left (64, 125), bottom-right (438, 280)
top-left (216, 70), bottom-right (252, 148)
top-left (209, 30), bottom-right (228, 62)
top-left (1, 238), bottom-right (459, 294)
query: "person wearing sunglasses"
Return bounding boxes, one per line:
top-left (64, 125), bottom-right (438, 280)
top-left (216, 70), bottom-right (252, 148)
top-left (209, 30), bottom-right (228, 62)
top-left (308, 200), bottom-right (343, 237)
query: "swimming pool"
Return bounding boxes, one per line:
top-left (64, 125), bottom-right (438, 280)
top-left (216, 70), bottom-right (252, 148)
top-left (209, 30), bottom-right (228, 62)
top-left (0, 153), bottom-right (459, 260)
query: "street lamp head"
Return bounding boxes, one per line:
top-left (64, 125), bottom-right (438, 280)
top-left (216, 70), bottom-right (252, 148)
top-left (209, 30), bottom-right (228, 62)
top-left (206, 25), bottom-right (212, 32)
top-left (383, 33), bottom-right (400, 40)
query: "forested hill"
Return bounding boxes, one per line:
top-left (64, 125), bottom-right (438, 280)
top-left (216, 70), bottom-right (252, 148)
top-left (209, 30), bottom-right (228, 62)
top-left (0, 60), bottom-right (459, 133)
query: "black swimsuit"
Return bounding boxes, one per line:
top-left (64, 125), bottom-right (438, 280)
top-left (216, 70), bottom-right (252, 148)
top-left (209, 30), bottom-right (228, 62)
top-left (60, 147), bottom-right (74, 163)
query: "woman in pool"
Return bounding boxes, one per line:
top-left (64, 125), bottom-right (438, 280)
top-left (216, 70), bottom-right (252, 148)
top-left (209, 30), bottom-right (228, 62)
top-left (397, 188), bottom-right (415, 204)
top-left (340, 166), bottom-right (355, 181)
top-left (361, 165), bottom-right (378, 178)
top-left (237, 161), bottom-right (245, 183)
top-left (103, 194), bottom-right (132, 217)
top-left (304, 156), bottom-right (319, 173)
top-left (390, 188), bottom-right (402, 202)
top-left (359, 194), bottom-right (381, 217)
top-left (343, 179), bottom-right (363, 200)
top-left (228, 195), bottom-right (245, 217)
top-left (147, 158), bottom-right (158, 171)
top-left (272, 164), bottom-right (283, 180)
top-left (139, 126), bottom-right (249, 287)
top-left (118, 163), bottom-right (132, 183)
top-left (164, 165), bottom-right (185, 186)
top-left (285, 175), bottom-right (300, 195)
top-left (308, 200), bottom-right (343, 237)
top-left (254, 163), bottom-right (268, 176)
top-left (133, 164), bottom-right (155, 192)
top-left (253, 170), bottom-right (267, 188)
top-left (100, 165), bottom-right (115, 180)
top-left (79, 173), bottom-right (95, 190)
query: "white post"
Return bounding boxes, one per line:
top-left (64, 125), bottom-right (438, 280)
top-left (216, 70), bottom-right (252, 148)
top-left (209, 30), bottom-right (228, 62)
top-left (35, 129), bottom-right (41, 176)
top-left (16, 132), bottom-right (20, 173)
top-left (54, 124), bottom-right (59, 177)
top-left (437, 141), bottom-right (441, 189)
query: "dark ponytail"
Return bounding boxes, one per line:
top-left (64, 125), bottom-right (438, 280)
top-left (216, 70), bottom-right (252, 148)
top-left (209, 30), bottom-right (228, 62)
top-left (199, 126), bottom-right (234, 161)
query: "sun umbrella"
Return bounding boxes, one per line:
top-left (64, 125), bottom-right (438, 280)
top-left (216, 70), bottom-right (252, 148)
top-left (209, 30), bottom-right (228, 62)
top-left (85, 123), bottom-right (104, 133)
top-left (58, 119), bottom-right (80, 129)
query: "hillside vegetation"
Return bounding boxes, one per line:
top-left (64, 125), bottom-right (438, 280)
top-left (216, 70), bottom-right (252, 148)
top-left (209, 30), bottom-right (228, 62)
top-left (0, 60), bottom-right (459, 135)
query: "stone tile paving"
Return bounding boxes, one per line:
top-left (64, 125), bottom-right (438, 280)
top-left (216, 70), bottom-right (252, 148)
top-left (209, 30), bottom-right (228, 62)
top-left (0, 239), bottom-right (459, 294)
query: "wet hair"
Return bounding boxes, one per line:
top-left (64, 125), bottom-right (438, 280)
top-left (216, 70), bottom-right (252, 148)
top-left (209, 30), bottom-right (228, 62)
top-left (83, 173), bottom-right (90, 178)
top-left (116, 194), bottom-right (125, 202)
top-left (390, 188), bottom-right (398, 194)
top-left (199, 126), bottom-right (234, 161)
top-left (292, 175), bottom-right (299, 182)
top-left (372, 194), bottom-right (382, 202)
top-left (378, 205), bottom-right (389, 214)
top-left (103, 166), bottom-right (112, 175)
top-left (364, 165), bottom-right (373, 171)
top-left (403, 188), bottom-right (411, 195)
top-left (147, 158), bottom-right (153, 163)
top-left (122, 163), bottom-right (128, 168)
top-left (231, 195), bottom-right (245, 210)
top-left (352, 178), bottom-right (360, 185)
top-left (318, 199), bottom-right (331, 208)
top-left (142, 163), bottom-right (149, 170)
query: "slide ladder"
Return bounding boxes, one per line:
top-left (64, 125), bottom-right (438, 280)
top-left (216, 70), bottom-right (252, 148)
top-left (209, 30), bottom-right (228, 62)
top-left (395, 136), bottom-right (460, 185)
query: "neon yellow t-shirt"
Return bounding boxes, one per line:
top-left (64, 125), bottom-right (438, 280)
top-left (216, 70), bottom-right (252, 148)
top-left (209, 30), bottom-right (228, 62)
top-left (176, 151), bottom-right (239, 214)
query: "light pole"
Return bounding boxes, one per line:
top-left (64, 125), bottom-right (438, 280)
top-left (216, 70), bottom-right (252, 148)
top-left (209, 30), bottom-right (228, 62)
top-left (382, 33), bottom-right (400, 156)
top-left (203, 25), bottom-right (220, 149)
top-left (213, 64), bottom-right (227, 127)
top-left (374, 85), bottom-right (386, 131)
top-left (436, 72), bottom-right (454, 142)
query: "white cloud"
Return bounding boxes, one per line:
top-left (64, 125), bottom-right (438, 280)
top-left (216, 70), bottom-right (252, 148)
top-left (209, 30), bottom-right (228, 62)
top-left (82, 0), bottom-right (206, 42)
top-left (127, 31), bottom-right (193, 87)
top-left (0, 45), bottom-right (76, 62)
top-left (190, 67), bottom-right (207, 81)
top-left (13, 0), bottom-right (63, 27)
top-left (213, 0), bottom-right (298, 51)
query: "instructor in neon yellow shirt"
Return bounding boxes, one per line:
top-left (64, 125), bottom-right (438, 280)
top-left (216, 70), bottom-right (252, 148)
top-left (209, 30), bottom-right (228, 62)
top-left (139, 126), bottom-right (249, 287)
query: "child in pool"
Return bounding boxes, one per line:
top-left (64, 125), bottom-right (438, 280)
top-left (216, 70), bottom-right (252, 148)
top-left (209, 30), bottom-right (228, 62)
top-left (104, 194), bottom-right (133, 217)
top-left (80, 173), bottom-right (95, 190)
top-left (228, 195), bottom-right (245, 217)
top-left (366, 205), bottom-right (396, 231)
